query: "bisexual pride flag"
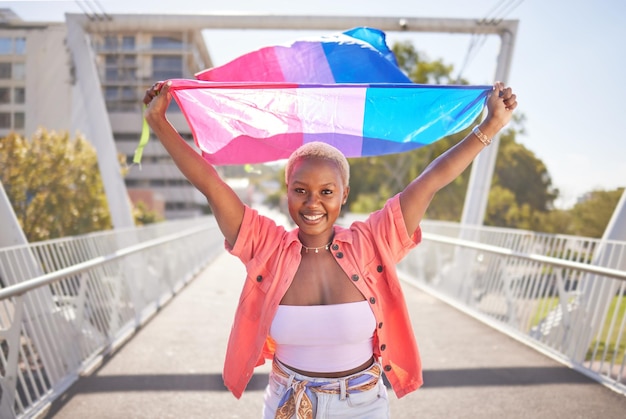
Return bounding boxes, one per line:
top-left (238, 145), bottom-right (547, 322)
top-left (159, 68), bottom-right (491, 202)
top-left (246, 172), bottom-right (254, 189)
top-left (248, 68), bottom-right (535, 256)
top-left (137, 28), bottom-right (491, 165)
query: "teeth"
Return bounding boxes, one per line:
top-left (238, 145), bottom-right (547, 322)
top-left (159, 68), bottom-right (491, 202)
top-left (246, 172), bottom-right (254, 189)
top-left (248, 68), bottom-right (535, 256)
top-left (303, 214), bottom-right (323, 221)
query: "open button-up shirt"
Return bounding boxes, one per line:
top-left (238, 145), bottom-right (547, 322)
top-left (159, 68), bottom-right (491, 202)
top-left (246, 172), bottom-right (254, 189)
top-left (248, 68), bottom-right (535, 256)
top-left (224, 193), bottom-right (423, 399)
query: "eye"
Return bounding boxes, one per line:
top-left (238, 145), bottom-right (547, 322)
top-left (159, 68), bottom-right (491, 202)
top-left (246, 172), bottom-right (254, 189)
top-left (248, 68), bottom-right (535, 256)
top-left (294, 187), bottom-right (306, 194)
top-left (321, 189), bottom-right (333, 195)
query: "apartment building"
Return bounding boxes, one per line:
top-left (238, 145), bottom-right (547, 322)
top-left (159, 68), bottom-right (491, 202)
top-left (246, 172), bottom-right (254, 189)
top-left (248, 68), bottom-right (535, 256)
top-left (0, 9), bottom-right (216, 220)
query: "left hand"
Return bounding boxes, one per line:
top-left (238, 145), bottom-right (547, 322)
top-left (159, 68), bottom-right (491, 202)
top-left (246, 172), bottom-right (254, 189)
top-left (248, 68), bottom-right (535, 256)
top-left (484, 81), bottom-right (518, 130)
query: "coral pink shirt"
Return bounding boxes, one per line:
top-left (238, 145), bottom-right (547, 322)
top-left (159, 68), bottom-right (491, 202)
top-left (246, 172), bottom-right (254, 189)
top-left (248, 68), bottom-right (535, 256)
top-left (224, 193), bottom-right (423, 399)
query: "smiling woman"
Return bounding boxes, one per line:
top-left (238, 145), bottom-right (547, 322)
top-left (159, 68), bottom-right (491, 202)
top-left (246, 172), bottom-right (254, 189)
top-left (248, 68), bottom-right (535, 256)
top-left (144, 67), bottom-right (517, 417)
top-left (138, 17), bottom-right (517, 419)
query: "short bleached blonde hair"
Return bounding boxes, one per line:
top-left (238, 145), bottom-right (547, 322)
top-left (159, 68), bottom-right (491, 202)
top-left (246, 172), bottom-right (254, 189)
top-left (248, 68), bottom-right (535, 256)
top-left (285, 142), bottom-right (350, 186)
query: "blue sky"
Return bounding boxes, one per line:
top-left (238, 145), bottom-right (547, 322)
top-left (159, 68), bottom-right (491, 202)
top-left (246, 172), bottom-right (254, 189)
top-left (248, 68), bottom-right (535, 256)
top-left (5, 0), bottom-right (626, 208)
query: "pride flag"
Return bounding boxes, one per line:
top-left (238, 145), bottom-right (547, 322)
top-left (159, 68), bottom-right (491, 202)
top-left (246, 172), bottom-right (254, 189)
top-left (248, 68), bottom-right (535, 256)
top-left (166, 80), bottom-right (490, 164)
top-left (136, 28), bottom-right (491, 165)
top-left (195, 27), bottom-right (412, 84)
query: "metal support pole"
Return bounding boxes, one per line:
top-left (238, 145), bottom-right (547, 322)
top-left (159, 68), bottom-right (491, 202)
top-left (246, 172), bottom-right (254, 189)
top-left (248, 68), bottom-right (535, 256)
top-left (602, 188), bottom-right (626, 242)
top-left (460, 25), bottom-right (517, 226)
top-left (65, 16), bottom-right (134, 230)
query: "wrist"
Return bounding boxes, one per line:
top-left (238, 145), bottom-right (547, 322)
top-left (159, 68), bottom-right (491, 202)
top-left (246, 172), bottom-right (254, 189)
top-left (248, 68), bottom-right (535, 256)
top-left (478, 117), bottom-right (504, 137)
top-left (472, 126), bottom-right (491, 146)
top-left (472, 117), bottom-right (504, 146)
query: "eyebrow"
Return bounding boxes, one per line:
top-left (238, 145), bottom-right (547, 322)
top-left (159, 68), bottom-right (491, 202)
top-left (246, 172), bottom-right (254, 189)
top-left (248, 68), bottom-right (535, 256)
top-left (292, 180), bottom-right (337, 187)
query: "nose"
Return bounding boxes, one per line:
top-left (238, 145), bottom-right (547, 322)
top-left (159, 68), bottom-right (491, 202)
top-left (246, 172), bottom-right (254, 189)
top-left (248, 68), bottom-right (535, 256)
top-left (305, 192), bottom-right (320, 207)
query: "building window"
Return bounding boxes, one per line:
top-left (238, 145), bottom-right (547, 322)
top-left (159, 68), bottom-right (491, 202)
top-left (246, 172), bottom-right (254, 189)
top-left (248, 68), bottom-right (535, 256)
top-left (12, 63), bottom-right (25, 80)
top-left (152, 55), bottom-right (182, 80)
top-left (0, 62), bottom-right (11, 79)
top-left (104, 35), bottom-right (118, 50)
top-left (14, 37), bottom-right (26, 55)
top-left (105, 55), bottom-right (117, 66)
top-left (105, 86), bottom-right (118, 101)
top-left (0, 38), bottom-right (11, 54)
top-left (105, 67), bottom-right (119, 81)
top-left (14, 112), bottom-right (24, 129)
top-left (0, 88), bottom-right (9, 104)
top-left (0, 112), bottom-right (10, 128)
top-left (121, 86), bottom-right (135, 100)
top-left (152, 36), bottom-right (183, 50)
top-left (121, 36), bottom-right (135, 51)
top-left (121, 54), bottom-right (136, 66)
top-left (14, 87), bottom-right (25, 104)
top-left (0, 37), bottom-right (26, 55)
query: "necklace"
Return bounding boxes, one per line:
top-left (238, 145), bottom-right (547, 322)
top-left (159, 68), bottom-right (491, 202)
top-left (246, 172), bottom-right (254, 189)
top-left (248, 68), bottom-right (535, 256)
top-left (301, 240), bottom-right (332, 254)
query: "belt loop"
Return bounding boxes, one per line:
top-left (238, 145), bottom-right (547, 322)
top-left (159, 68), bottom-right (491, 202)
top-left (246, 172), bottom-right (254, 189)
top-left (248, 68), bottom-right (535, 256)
top-left (339, 378), bottom-right (347, 400)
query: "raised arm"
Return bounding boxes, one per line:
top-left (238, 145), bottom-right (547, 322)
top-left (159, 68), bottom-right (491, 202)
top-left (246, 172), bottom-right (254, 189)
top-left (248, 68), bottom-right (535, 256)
top-left (399, 82), bottom-right (518, 235)
top-left (143, 81), bottom-right (245, 247)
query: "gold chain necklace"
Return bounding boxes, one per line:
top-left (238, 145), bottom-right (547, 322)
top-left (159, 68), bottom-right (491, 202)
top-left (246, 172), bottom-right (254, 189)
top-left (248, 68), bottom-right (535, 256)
top-left (301, 240), bottom-right (332, 254)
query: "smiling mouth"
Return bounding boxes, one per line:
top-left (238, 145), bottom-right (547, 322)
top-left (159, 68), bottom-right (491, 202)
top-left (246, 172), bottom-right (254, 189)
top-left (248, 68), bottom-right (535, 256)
top-left (302, 213), bottom-right (325, 222)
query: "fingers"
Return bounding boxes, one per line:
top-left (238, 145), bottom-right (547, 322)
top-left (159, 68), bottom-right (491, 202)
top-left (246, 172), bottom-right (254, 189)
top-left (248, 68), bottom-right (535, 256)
top-left (493, 82), bottom-right (517, 111)
top-left (143, 81), bottom-right (164, 105)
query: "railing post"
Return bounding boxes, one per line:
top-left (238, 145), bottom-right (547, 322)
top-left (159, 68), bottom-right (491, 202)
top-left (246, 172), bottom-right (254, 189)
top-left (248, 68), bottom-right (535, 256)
top-left (0, 182), bottom-right (28, 249)
top-left (0, 295), bottom-right (24, 419)
top-left (564, 191), bottom-right (626, 361)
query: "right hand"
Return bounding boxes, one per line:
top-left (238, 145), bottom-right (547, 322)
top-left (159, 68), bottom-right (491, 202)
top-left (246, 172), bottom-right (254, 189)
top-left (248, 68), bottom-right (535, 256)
top-left (143, 81), bottom-right (172, 122)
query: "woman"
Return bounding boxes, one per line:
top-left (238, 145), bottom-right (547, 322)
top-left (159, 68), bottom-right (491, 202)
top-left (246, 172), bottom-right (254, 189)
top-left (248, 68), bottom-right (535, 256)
top-left (144, 81), bottom-right (517, 418)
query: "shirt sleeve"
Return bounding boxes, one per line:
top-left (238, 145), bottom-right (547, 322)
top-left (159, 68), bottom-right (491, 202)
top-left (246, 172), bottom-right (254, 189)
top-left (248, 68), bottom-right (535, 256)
top-left (225, 206), bottom-right (286, 265)
top-left (365, 194), bottom-right (421, 262)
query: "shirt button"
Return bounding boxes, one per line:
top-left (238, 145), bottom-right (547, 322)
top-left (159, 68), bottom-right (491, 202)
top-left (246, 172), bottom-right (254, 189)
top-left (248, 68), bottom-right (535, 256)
top-left (351, 274), bottom-right (359, 281)
top-left (380, 344), bottom-right (387, 351)
top-left (369, 297), bottom-right (376, 304)
top-left (331, 244), bottom-right (339, 251)
top-left (256, 275), bottom-right (263, 282)
top-left (384, 365), bottom-right (392, 372)
top-left (377, 265), bottom-right (383, 273)
top-left (378, 322), bottom-right (383, 329)
top-left (336, 252), bottom-right (344, 258)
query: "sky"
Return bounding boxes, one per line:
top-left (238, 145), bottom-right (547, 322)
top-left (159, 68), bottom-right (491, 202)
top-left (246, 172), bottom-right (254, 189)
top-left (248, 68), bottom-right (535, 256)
top-left (3, 0), bottom-right (626, 208)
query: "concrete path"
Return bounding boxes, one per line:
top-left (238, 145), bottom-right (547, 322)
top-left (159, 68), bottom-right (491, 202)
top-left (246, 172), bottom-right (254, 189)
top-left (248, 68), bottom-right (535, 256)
top-left (45, 251), bottom-right (626, 418)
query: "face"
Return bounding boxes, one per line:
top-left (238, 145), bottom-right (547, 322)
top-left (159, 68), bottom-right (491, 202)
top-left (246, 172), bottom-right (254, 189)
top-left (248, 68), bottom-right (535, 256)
top-left (287, 157), bottom-right (349, 243)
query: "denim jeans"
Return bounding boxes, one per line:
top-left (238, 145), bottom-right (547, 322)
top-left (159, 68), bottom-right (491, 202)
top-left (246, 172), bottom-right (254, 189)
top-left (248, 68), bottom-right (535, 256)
top-left (262, 359), bottom-right (390, 418)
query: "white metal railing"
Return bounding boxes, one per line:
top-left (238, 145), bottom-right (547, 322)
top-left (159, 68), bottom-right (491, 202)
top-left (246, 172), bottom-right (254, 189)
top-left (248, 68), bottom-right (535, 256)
top-left (0, 216), bottom-right (224, 419)
top-left (2, 213), bottom-right (625, 418)
top-left (397, 219), bottom-right (626, 395)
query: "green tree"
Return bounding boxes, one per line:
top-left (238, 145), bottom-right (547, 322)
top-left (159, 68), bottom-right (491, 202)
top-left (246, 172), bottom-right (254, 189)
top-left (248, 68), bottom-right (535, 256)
top-left (132, 201), bottom-right (163, 225)
top-left (567, 188), bottom-right (624, 238)
top-left (485, 123), bottom-right (559, 229)
top-left (493, 126), bottom-right (558, 213)
top-left (0, 130), bottom-right (112, 241)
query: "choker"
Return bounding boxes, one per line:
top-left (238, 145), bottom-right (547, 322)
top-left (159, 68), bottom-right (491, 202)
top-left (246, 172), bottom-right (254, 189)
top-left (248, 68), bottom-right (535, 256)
top-left (301, 240), bottom-right (332, 254)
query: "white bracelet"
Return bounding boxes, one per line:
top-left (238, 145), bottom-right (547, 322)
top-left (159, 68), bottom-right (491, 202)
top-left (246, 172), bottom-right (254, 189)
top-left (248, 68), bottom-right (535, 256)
top-left (472, 126), bottom-right (492, 146)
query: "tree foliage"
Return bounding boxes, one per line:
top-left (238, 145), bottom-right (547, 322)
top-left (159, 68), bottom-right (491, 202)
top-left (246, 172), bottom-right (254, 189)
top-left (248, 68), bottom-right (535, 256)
top-left (485, 125), bottom-right (559, 229)
top-left (531, 188), bottom-right (623, 238)
top-left (0, 130), bottom-right (112, 241)
top-left (566, 188), bottom-right (623, 238)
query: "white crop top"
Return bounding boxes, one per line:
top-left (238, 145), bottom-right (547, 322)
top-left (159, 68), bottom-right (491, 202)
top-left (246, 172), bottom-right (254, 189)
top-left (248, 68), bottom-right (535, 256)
top-left (270, 300), bottom-right (376, 373)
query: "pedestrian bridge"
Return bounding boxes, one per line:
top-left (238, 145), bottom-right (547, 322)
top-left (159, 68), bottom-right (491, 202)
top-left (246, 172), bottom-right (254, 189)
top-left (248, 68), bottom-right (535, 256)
top-left (1, 210), bottom-right (625, 418)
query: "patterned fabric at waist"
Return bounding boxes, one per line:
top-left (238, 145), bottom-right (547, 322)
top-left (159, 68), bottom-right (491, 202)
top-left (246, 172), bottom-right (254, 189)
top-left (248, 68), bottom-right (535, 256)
top-left (273, 359), bottom-right (381, 419)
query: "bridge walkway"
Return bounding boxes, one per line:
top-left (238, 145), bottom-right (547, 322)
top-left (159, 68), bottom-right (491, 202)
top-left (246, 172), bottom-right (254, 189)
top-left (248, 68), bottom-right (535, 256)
top-left (44, 251), bottom-right (626, 418)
